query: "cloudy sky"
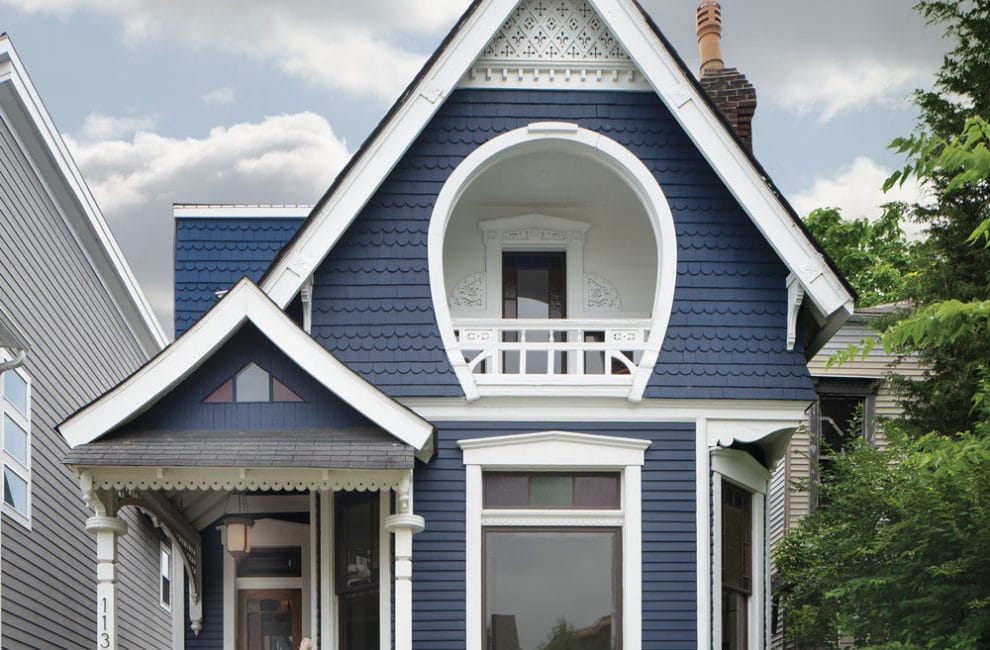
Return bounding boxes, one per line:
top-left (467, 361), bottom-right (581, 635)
top-left (1, 0), bottom-right (947, 334)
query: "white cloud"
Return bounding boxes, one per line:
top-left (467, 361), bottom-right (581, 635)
top-left (77, 112), bottom-right (155, 141)
top-left (767, 60), bottom-right (925, 123)
top-left (201, 86), bottom-right (235, 107)
top-left (790, 156), bottom-right (928, 236)
top-left (2, 0), bottom-right (470, 100)
top-left (65, 111), bottom-right (352, 329)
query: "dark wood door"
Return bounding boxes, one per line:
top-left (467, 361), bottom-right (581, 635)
top-left (238, 589), bottom-right (303, 650)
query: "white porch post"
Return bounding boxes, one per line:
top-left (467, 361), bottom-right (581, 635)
top-left (384, 471), bottom-right (425, 650)
top-left (86, 514), bottom-right (128, 650)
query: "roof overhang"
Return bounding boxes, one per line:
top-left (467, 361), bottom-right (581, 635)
top-left (259, 0), bottom-right (853, 343)
top-left (59, 278), bottom-right (436, 458)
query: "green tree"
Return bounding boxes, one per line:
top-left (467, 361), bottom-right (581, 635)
top-left (803, 204), bottom-right (918, 307)
top-left (778, 4), bottom-right (990, 647)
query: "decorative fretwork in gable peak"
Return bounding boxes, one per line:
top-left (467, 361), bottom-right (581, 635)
top-left (461, 0), bottom-right (650, 91)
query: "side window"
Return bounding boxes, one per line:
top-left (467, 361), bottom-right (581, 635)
top-left (1, 363), bottom-right (31, 525)
top-left (160, 541), bottom-right (173, 610)
top-left (812, 378), bottom-right (876, 501)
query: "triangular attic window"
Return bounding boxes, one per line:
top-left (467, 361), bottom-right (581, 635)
top-left (202, 363), bottom-right (305, 404)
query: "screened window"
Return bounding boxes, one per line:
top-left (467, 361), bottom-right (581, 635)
top-left (1, 364), bottom-right (30, 523)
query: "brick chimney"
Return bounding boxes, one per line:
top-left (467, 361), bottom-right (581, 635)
top-left (696, 0), bottom-right (757, 152)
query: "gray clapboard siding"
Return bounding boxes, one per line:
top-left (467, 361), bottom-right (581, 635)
top-left (0, 110), bottom-right (171, 648)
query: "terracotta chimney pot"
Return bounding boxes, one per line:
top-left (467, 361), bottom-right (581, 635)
top-left (697, 0), bottom-right (725, 75)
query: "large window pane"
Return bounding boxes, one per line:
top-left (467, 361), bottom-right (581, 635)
top-left (722, 482), bottom-right (752, 650)
top-left (485, 529), bottom-right (619, 650)
top-left (4, 415), bottom-right (28, 465)
top-left (4, 467), bottom-right (27, 514)
top-left (2, 371), bottom-right (27, 415)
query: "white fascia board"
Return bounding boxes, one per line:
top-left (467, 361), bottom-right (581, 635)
top-left (261, 0), bottom-right (852, 330)
top-left (173, 205), bottom-right (313, 219)
top-left (400, 396), bottom-right (811, 423)
top-left (60, 279), bottom-right (434, 451)
top-left (0, 37), bottom-right (168, 351)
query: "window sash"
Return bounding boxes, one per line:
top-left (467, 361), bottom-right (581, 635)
top-left (1, 366), bottom-right (30, 523)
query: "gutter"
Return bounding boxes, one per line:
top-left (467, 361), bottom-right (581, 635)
top-left (0, 348), bottom-right (26, 373)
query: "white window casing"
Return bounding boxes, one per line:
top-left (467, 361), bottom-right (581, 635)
top-left (711, 447), bottom-right (771, 650)
top-left (459, 431), bottom-right (651, 650)
top-left (160, 541), bottom-right (173, 611)
top-left (1, 358), bottom-right (31, 527)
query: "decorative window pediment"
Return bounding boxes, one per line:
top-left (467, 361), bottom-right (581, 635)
top-left (203, 363), bottom-right (304, 404)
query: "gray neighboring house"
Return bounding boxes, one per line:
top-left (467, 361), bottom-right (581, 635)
top-left (0, 34), bottom-right (176, 648)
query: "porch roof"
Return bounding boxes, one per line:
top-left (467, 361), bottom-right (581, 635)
top-left (64, 427), bottom-right (414, 469)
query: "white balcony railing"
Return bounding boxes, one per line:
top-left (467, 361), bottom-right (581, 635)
top-left (453, 318), bottom-right (652, 384)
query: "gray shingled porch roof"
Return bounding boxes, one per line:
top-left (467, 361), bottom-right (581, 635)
top-left (64, 427), bottom-right (414, 469)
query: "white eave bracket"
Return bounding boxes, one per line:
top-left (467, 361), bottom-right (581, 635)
top-left (786, 273), bottom-right (805, 352)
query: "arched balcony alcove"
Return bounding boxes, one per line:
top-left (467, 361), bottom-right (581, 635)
top-left (428, 123), bottom-right (677, 401)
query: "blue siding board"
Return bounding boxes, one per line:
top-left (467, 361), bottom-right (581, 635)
top-left (175, 217), bottom-right (304, 335)
top-left (412, 422), bottom-right (697, 650)
top-left (309, 89), bottom-right (815, 401)
top-left (121, 324), bottom-right (375, 434)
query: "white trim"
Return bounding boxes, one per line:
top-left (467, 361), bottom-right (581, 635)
top-left (258, 0), bottom-right (852, 338)
top-left (458, 431), bottom-right (648, 650)
top-left (60, 279), bottom-right (434, 452)
top-left (0, 37), bottom-right (167, 351)
top-left (427, 124), bottom-right (678, 402)
top-left (74, 466), bottom-right (408, 494)
top-left (173, 205), bottom-right (312, 219)
top-left (695, 418), bottom-right (712, 650)
top-left (401, 396), bottom-right (810, 423)
top-left (309, 492), bottom-right (319, 650)
top-left (320, 490), bottom-right (333, 650)
top-left (1, 358), bottom-right (31, 528)
top-left (378, 490), bottom-right (393, 650)
top-left (710, 447), bottom-right (771, 650)
top-left (171, 538), bottom-right (186, 649)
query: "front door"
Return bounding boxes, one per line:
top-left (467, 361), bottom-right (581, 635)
top-left (238, 589), bottom-right (303, 650)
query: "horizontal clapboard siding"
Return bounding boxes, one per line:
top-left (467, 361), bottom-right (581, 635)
top-left (0, 109), bottom-right (170, 646)
top-left (413, 422), bottom-right (697, 649)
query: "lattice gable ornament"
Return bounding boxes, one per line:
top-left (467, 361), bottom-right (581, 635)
top-left (461, 0), bottom-right (650, 90)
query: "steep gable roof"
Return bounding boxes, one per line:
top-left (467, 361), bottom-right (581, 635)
top-left (260, 0), bottom-right (854, 351)
top-left (59, 278), bottom-right (435, 454)
top-left (0, 34), bottom-right (167, 353)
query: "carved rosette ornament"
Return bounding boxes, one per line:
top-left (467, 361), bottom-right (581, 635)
top-left (450, 273), bottom-right (487, 310)
top-left (585, 273), bottom-right (622, 311)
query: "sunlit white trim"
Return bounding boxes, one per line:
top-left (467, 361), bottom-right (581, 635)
top-left (0, 37), bottom-right (167, 351)
top-left (60, 279), bottom-right (434, 453)
top-left (459, 431), bottom-right (648, 650)
top-left (173, 205), bottom-right (312, 219)
top-left (710, 447), bottom-right (771, 650)
top-left (428, 124), bottom-right (678, 402)
top-left (259, 0), bottom-right (852, 340)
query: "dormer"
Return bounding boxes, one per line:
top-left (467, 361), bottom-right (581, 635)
top-left (428, 122), bottom-right (677, 401)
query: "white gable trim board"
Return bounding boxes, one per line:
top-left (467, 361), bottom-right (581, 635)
top-left (59, 279), bottom-right (435, 454)
top-left (0, 37), bottom-right (167, 352)
top-left (261, 0), bottom-right (853, 342)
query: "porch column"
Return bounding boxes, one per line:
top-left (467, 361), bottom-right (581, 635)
top-left (85, 514), bottom-right (128, 650)
top-left (384, 471), bottom-right (425, 650)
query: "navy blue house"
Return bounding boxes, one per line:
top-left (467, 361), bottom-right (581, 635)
top-left (60, 1), bottom-right (853, 649)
